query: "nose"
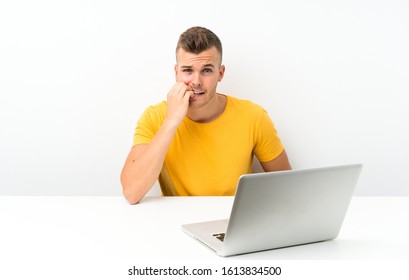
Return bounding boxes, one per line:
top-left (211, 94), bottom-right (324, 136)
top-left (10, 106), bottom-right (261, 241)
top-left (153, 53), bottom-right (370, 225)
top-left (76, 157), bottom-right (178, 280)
top-left (190, 72), bottom-right (202, 88)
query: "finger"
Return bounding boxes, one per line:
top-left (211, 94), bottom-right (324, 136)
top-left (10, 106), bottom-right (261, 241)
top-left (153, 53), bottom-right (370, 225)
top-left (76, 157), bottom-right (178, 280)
top-left (168, 83), bottom-right (184, 101)
top-left (184, 90), bottom-right (193, 101)
top-left (177, 84), bottom-right (192, 101)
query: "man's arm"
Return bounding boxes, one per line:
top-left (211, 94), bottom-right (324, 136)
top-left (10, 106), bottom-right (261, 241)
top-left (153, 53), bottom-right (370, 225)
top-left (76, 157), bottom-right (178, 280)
top-left (120, 82), bottom-right (193, 204)
top-left (260, 149), bottom-right (292, 172)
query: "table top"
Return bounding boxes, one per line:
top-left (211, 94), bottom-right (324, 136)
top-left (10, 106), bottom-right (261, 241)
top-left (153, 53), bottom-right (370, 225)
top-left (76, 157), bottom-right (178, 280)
top-left (1, 196), bottom-right (408, 278)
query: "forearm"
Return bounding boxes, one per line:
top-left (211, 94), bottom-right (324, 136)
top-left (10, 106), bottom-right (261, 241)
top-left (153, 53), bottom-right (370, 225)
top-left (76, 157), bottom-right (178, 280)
top-left (122, 82), bottom-right (192, 204)
top-left (121, 119), bottom-right (179, 204)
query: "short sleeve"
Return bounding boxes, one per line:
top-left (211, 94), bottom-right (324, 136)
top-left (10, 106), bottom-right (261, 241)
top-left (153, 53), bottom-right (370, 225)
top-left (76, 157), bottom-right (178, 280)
top-left (133, 101), bottom-right (166, 146)
top-left (253, 109), bottom-right (284, 162)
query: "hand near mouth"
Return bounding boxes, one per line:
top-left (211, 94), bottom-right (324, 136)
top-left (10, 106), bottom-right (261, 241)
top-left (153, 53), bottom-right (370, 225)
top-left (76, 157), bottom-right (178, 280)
top-left (165, 82), bottom-right (194, 126)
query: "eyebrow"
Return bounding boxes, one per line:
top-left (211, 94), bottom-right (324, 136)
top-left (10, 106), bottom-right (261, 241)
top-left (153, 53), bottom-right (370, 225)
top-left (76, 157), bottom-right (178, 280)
top-left (180, 63), bottom-right (216, 69)
top-left (203, 63), bottom-right (215, 68)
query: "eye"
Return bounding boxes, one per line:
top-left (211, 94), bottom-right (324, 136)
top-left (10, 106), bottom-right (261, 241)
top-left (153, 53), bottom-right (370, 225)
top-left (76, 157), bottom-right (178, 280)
top-left (203, 68), bottom-right (213, 73)
top-left (182, 68), bottom-right (192, 73)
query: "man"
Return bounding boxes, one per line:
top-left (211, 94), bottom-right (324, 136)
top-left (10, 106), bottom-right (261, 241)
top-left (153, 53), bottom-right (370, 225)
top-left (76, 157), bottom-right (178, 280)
top-left (121, 26), bottom-right (291, 204)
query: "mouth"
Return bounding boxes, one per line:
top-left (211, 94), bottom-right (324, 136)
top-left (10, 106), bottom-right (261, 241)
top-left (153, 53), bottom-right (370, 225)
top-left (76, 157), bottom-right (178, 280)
top-left (193, 91), bottom-right (205, 95)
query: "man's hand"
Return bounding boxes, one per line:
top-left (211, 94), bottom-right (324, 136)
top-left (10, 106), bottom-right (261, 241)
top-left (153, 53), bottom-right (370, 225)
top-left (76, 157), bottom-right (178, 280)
top-left (165, 82), bottom-right (193, 125)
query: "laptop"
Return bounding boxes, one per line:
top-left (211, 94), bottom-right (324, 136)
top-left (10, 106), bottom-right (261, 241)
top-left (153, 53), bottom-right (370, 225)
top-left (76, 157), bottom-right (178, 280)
top-left (182, 163), bottom-right (363, 257)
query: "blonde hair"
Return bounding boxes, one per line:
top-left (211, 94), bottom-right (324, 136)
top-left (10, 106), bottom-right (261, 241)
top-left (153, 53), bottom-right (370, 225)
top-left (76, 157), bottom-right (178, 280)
top-left (176, 26), bottom-right (223, 61)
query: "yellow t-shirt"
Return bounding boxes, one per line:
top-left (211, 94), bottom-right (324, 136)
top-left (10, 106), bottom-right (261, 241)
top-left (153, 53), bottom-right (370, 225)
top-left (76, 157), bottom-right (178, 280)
top-left (133, 95), bottom-right (284, 196)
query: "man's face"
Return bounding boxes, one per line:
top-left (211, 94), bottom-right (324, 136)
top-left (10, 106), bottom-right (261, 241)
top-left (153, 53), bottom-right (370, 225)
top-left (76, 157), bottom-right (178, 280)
top-left (175, 46), bottom-right (225, 109)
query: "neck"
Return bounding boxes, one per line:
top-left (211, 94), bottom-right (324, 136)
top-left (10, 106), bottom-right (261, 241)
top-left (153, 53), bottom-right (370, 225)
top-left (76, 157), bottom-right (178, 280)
top-left (187, 94), bottom-right (227, 123)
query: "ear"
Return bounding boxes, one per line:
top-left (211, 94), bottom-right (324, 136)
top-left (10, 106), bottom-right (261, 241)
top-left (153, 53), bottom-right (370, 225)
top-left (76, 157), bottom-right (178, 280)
top-left (218, 65), bottom-right (225, 82)
top-left (174, 64), bottom-right (178, 81)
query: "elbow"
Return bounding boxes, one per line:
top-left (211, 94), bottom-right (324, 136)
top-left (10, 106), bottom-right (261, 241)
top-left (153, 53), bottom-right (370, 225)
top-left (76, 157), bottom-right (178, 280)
top-left (124, 190), bottom-right (142, 205)
top-left (120, 163), bottom-right (158, 204)
top-left (121, 175), bottom-right (144, 205)
top-left (122, 182), bottom-right (144, 205)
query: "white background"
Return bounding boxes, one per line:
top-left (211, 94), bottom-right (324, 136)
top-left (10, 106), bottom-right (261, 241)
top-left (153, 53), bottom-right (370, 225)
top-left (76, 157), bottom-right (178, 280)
top-left (1, 0), bottom-right (408, 196)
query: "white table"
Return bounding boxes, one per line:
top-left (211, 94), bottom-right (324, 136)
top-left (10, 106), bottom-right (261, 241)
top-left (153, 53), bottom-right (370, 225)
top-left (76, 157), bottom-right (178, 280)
top-left (1, 196), bottom-right (408, 279)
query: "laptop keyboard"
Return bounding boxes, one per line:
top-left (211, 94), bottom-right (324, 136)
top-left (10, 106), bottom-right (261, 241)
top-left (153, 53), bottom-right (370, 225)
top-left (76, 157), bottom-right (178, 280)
top-left (212, 233), bottom-right (225, 242)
